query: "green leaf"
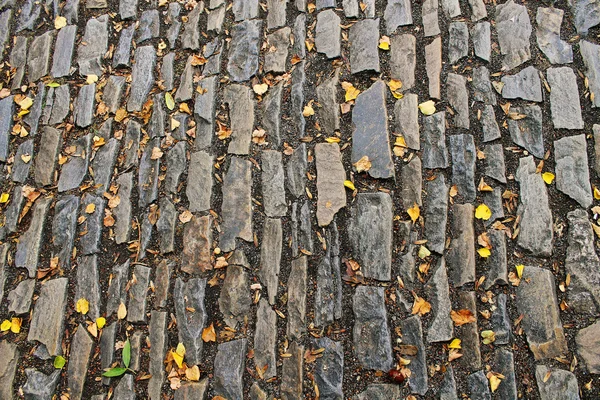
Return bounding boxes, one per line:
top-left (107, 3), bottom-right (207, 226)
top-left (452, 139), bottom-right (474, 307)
top-left (53, 356), bottom-right (66, 369)
top-left (165, 92), bottom-right (175, 110)
top-left (123, 339), bottom-right (131, 368)
top-left (102, 367), bottom-right (127, 377)
top-left (46, 82), bottom-right (60, 88)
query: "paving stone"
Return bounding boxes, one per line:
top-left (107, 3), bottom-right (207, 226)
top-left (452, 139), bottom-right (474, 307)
top-left (62, 0), bottom-right (78, 23)
top-left (446, 204), bottom-right (475, 286)
top-left (472, 21), bottom-right (491, 62)
top-left (127, 46), bottom-right (156, 112)
top-left (181, 3), bottom-right (203, 50)
top-left (0, 341), bottom-right (18, 400)
top-left (7, 279), bottom-right (35, 314)
top-left (77, 15), bottom-right (108, 76)
top-left (22, 369), bottom-right (61, 399)
top-left (473, 66), bottom-right (496, 105)
top-left (515, 156), bottom-right (553, 256)
top-left (480, 105), bottom-right (501, 142)
top-left (447, 73), bottom-right (469, 128)
top-left (255, 299), bottom-right (277, 379)
top-left (316, 10), bottom-right (341, 58)
top-left (16, 0), bottom-right (39, 32)
top-left (259, 218), bottom-right (282, 306)
top-left (286, 144), bottom-right (307, 199)
top-left (9, 36), bottom-right (27, 90)
top-left (493, 349), bottom-right (517, 399)
top-left (555, 135), bottom-right (592, 208)
top-left (112, 374), bottom-right (135, 400)
top-left (291, 200), bottom-right (313, 257)
top-left (315, 143), bottom-right (346, 226)
top-left (565, 209), bottom-right (600, 313)
top-left (260, 151), bottom-right (286, 216)
top-left (92, 132), bottom-right (118, 195)
top-left (12, 139), bottom-right (33, 183)
top-left (576, 320), bottom-right (600, 373)
top-left (266, 27), bottom-right (291, 74)
top-left (103, 76), bottom-right (126, 113)
top-left (175, 379), bottom-right (209, 400)
top-left (448, 22), bottom-right (468, 64)
top-left (214, 339), bottom-right (247, 400)
top-left (148, 311), bottom-right (167, 400)
top-left (439, 365), bottom-right (458, 399)
top-left (23, 82), bottom-right (45, 137)
top-left (127, 264), bottom-right (151, 323)
top-left (281, 341), bottom-right (303, 399)
top-left (317, 0), bottom-right (334, 10)
top-left (119, 0), bottom-right (138, 19)
top-left (516, 265), bottom-right (568, 359)
top-left (467, 370), bottom-right (491, 400)
top-left (27, 31), bottom-right (53, 82)
top-left (394, 94), bottom-right (419, 149)
top-left (113, 172), bottom-right (133, 244)
top-left (67, 326), bottom-right (94, 400)
top-left (343, 0), bottom-right (358, 18)
top-left (51, 25), bottom-right (76, 77)
top-left (160, 53), bottom-right (175, 92)
top-left (228, 20), bottom-right (261, 81)
top-left (354, 384), bottom-right (401, 400)
top-left (233, 0), bottom-right (258, 20)
top-left (174, 277), bottom-right (207, 365)
top-left (569, 0), bottom-right (600, 36)
top-left (0, 186), bottom-right (24, 241)
top-left (425, 37), bottom-right (442, 99)
top-left (422, 112), bottom-right (448, 169)
top-left (15, 197), bottom-right (51, 278)
top-left (468, 0), bottom-right (486, 21)
top-left (508, 105), bottom-right (544, 158)
top-left (456, 291), bottom-right (481, 371)
top-left (138, 138), bottom-right (160, 207)
top-left (157, 198), bottom-right (176, 254)
top-left (292, 14), bottom-right (306, 58)
top-left (491, 292), bottom-right (511, 345)
top-left (52, 195), bottom-right (79, 269)
top-left (0, 10), bottom-right (10, 54)
top-left (175, 56), bottom-right (195, 103)
top-left (186, 151), bottom-right (213, 212)
top-left (422, 0), bottom-right (440, 37)
top-left (224, 85), bottom-right (254, 155)
top-left (350, 19), bottom-right (380, 74)
top-left (219, 264), bottom-right (252, 328)
top-left (537, 8), bottom-right (573, 64)
top-left (194, 76), bottom-right (218, 147)
top-left (137, 9), bottom-right (159, 42)
top-left (501, 66), bottom-right (543, 102)
top-left (535, 365), bottom-right (580, 400)
top-left (548, 67), bottom-right (583, 129)
top-left (46, 85), bottom-right (71, 125)
top-left (220, 157), bottom-right (252, 252)
top-left (86, 0), bottom-right (105, 8)
top-left (58, 133), bottom-right (91, 192)
top-left (314, 337), bottom-right (343, 400)
top-left (384, 0), bottom-right (411, 34)
top-left (426, 258), bottom-right (453, 342)
top-left (113, 24), bottom-right (134, 68)
top-left (74, 84), bottom-right (95, 128)
top-left (138, 210), bottom-right (153, 260)
top-left (400, 316), bottom-right (427, 395)
top-left (579, 40), bottom-right (600, 107)
top-left (0, 96), bottom-right (12, 162)
top-left (389, 34), bottom-right (415, 91)
top-left (352, 81), bottom-right (394, 179)
top-left (348, 193), bottom-right (393, 281)
top-left (28, 278), bottom-right (68, 356)
top-left (449, 134), bottom-right (476, 201)
top-left (100, 322), bottom-right (117, 385)
top-left (106, 260), bottom-right (129, 317)
top-left (441, 0), bottom-right (460, 17)
top-left (484, 225), bottom-right (508, 285)
top-left (263, 82), bottom-right (283, 144)
top-left (154, 260), bottom-right (172, 308)
top-left (78, 194), bottom-right (105, 255)
top-left (163, 142), bottom-right (186, 194)
top-left (353, 286), bottom-right (393, 370)
top-left (122, 120), bottom-right (140, 169)
top-left (165, 3), bottom-right (181, 48)
top-left (182, 215), bottom-right (212, 274)
top-left (287, 255), bottom-right (308, 339)
top-left (266, 0), bottom-right (286, 29)
top-left (423, 174), bottom-right (448, 254)
top-left (207, 5), bottom-right (226, 33)
top-left (291, 61), bottom-right (306, 136)
top-left (149, 94), bottom-right (166, 139)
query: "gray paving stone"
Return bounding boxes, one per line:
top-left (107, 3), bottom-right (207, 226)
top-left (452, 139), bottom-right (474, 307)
top-left (165, 3), bottom-right (181, 48)
top-left (501, 66), bottom-right (543, 102)
top-left (0, 96), bottom-right (12, 162)
top-left (255, 299), bottom-right (277, 379)
top-left (508, 105), bottom-right (544, 158)
top-left (426, 258), bottom-right (453, 342)
top-left (343, 0), bottom-right (358, 18)
top-left (127, 46), bottom-right (156, 112)
top-left (182, 215), bottom-right (212, 274)
top-left (260, 218), bottom-right (282, 305)
top-left (293, 14), bottom-right (306, 58)
top-left (100, 322), bottom-right (117, 385)
top-left (78, 194), bottom-right (105, 255)
top-left (390, 34), bottom-right (415, 90)
top-left (493, 349), bottom-right (517, 399)
top-left (473, 66), bottom-right (496, 105)
top-left (384, 0), bottom-right (411, 34)
top-left (576, 320), bottom-right (600, 373)
top-left (491, 292), bottom-right (511, 344)
top-left (535, 365), bottom-right (580, 400)
top-left (67, 326), bottom-right (94, 400)
top-left (224, 84), bottom-right (254, 155)
top-left (16, 0), bottom-right (39, 32)
top-left (286, 144), bottom-right (307, 199)
top-left (425, 37), bottom-right (442, 99)
top-left (262, 150), bottom-right (286, 217)
top-left (315, 143), bottom-right (346, 227)
top-left (537, 8), bottom-right (573, 64)
top-left (52, 195), bottom-right (79, 269)
top-left (569, 0), bottom-right (600, 36)
top-left (265, 27), bottom-right (290, 73)
top-left (441, 0), bottom-right (460, 18)
top-left (207, 4), bottom-right (226, 33)
top-left (481, 105), bottom-right (501, 142)
top-left (123, 120), bottom-right (141, 169)
top-left (555, 135), bottom-right (592, 208)
top-left (15, 197), bottom-right (51, 278)
top-left (7, 279), bottom-right (35, 314)
top-left (113, 171), bottom-right (133, 244)
top-left (516, 156), bottom-right (553, 256)
top-left (472, 21), bottom-right (491, 62)
top-left (46, 85), bottom-right (71, 125)
top-left (138, 138), bottom-right (160, 207)
top-left (496, 0), bottom-right (531, 70)
top-left (314, 337), bottom-right (343, 400)
top-left (267, 0), bottom-right (286, 29)
top-left (28, 31), bottom-right (53, 82)
top-left (439, 365), bottom-right (458, 400)
top-left (219, 264), bottom-right (251, 328)
top-left (106, 260), bottom-right (129, 317)
top-left (34, 127), bottom-right (62, 186)
top-left (103, 76), bottom-right (126, 113)
top-left (516, 265), bottom-right (568, 359)
top-left (12, 139), bottom-right (33, 183)
top-left (58, 133), bottom-right (91, 192)
top-left (291, 200), bottom-right (314, 257)
top-left (174, 277), bottom-right (207, 365)
top-left (354, 384), bottom-right (401, 400)
top-left (262, 82), bottom-right (283, 144)
top-left (446, 204), bottom-right (475, 286)
top-left (78, 15), bottom-right (108, 76)
top-left (449, 134), bottom-right (476, 202)
top-left (62, 0), bottom-right (78, 23)
top-left (181, 3), bottom-right (203, 50)
top-left (161, 52), bottom-right (175, 91)
top-left (137, 9), bottom-right (159, 42)
top-left (119, 0), bottom-right (138, 19)
top-left (350, 19), bottom-right (380, 74)
top-left (401, 316), bottom-right (427, 395)
top-left (175, 379), bottom-right (209, 400)
top-left (112, 374), bottom-right (135, 400)
top-left (317, 0), bottom-right (334, 10)
top-left (127, 264), bottom-right (151, 323)
top-left (228, 20), bottom-right (262, 81)
top-left (74, 83), bottom-right (95, 128)
top-left (148, 311), bottom-right (167, 400)
top-left (175, 56), bottom-right (195, 102)
top-left (353, 286), bottom-right (393, 371)
top-left (281, 341), bottom-right (303, 399)
top-left (287, 255), bottom-right (308, 339)
top-left (422, 0), bottom-right (439, 37)
top-left (51, 25), bottom-right (76, 78)
top-left (468, 370), bottom-right (491, 400)
top-left (291, 61), bottom-right (306, 136)
top-left (400, 157), bottom-right (422, 209)
top-left (0, 186), bottom-right (24, 241)
top-left (22, 369), bottom-right (61, 399)
top-left (316, 10), bottom-right (341, 58)
top-left (157, 198), bottom-right (176, 254)
top-left (447, 73), bottom-right (469, 128)
top-left (422, 112), bottom-right (448, 169)
top-left (220, 157), bottom-right (253, 252)
top-left (484, 227), bottom-right (508, 288)
top-left (23, 82), bottom-right (45, 137)
top-left (456, 291), bottom-right (481, 371)
top-left (186, 151), bottom-right (213, 212)
top-left (9, 36), bottom-right (27, 90)
top-left (164, 141), bottom-right (186, 193)
top-left (214, 339), bottom-right (247, 400)
top-left (580, 40), bottom-right (600, 107)
top-left (424, 174), bottom-right (448, 254)
top-left (28, 278), bottom-right (68, 356)
top-left (154, 260), bottom-right (172, 308)
top-left (394, 94), bottom-right (419, 149)
top-left (547, 67), bottom-right (583, 129)
top-left (0, 10), bottom-right (10, 54)
top-left (448, 22), bottom-right (468, 64)
top-left (113, 24), bottom-right (134, 68)
top-left (468, 0), bottom-right (486, 21)
top-left (0, 341), bottom-right (18, 400)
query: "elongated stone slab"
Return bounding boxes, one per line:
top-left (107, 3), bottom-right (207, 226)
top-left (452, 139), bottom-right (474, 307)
top-left (384, 0), bottom-right (411, 34)
top-left (424, 174), bottom-right (448, 254)
top-left (287, 144), bottom-right (307, 199)
top-left (78, 194), bottom-right (105, 255)
top-left (187, 151), bottom-right (213, 212)
top-left (51, 24), bottom-right (76, 77)
top-left (576, 320), bottom-right (600, 373)
top-left (548, 67), bottom-right (584, 129)
top-left (67, 326), bottom-right (93, 400)
top-left (137, 9), bottom-right (159, 42)
top-left (0, 186), bottom-right (24, 241)
top-left (287, 256), bottom-right (308, 339)
top-left (401, 157), bottom-right (422, 209)
top-left (164, 141), bottom-right (186, 193)
top-left (535, 365), bottom-right (580, 400)
top-left (228, 20), bottom-right (261, 81)
top-left (100, 322), bottom-right (116, 386)
top-left (423, 0), bottom-right (439, 37)
top-left (501, 66), bottom-right (542, 102)
top-left (350, 19), bottom-right (380, 74)
top-left (537, 8), bottom-right (573, 64)
top-left (555, 135), bottom-right (592, 208)
top-left (355, 384), bottom-right (401, 400)
top-left (291, 61), bottom-right (306, 136)
top-left (58, 133), bottom-right (91, 192)
top-left (426, 258), bottom-right (453, 343)
top-left (472, 21), bottom-right (491, 62)
top-left (91, 138), bottom-right (118, 195)
top-left (157, 198), bottom-right (176, 254)
top-left (138, 138), bottom-right (160, 207)
top-left (220, 157), bottom-right (252, 252)
top-left (15, 197), bottom-right (51, 277)
top-left (28, 31), bottom-right (53, 82)
top-left (46, 85), bottom-right (70, 125)
top-left (265, 27), bottom-right (290, 73)
top-left (493, 349), bottom-right (518, 399)
top-left (449, 134), bottom-right (476, 202)
top-left (456, 292), bottom-right (481, 371)
top-left (219, 265), bottom-right (251, 328)
top-left (12, 140), bottom-right (33, 183)
top-left (261, 151), bottom-right (286, 217)
top-left (0, 96), bottom-right (12, 162)
top-left (255, 299), bottom-right (277, 379)
top-left (174, 278), bottom-right (207, 365)
top-left (314, 337), bottom-right (343, 400)
top-left (316, 72), bottom-right (339, 134)
top-left (481, 105), bottom-right (501, 142)
top-left (181, 3), bottom-right (202, 49)
top-left (394, 94), bottom-right (419, 149)
top-left (262, 82), bottom-right (283, 145)
top-left (516, 156), bottom-right (553, 256)
top-left (349, 193), bottom-right (393, 281)
top-left (106, 260), bottom-right (129, 317)
top-left (224, 85), bottom-right (254, 155)
top-left (496, 0), bottom-right (532, 70)
top-left (0, 341), bottom-right (18, 400)
top-left (484, 228), bottom-right (508, 288)
top-left (401, 316), bottom-right (428, 395)
top-left (114, 171), bottom-right (133, 244)
top-left (353, 286), bottom-right (393, 371)
top-left (473, 66), bottom-right (496, 105)
top-left (260, 218), bottom-right (282, 305)
top-left (75, 255), bottom-right (101, 320)
top-left (22, 369), bottom-right (61, 399)
top-left (516, 266), bottom-right (568, 360)
top-left (121, 121), bottom-right (140, 167)
top-left (508, 105), bottom-right (544, 158)
top-left (315, 223), bottom-right (342, 327)
top-left (390, 34), bottom-right (415, 90)
top-left (315, 143), bottom-right (346, 226)
top-left (214, 339), bottom-right (247, 400)
top-left (446, 204), bottom-right (475, 286)
top-left (422, 111), bottom-right (448, 169)
top-left (448, 22), bottom-right (468, 64)
top-left (165, 3), bottom-right (181, 48)
top-left (182, 215), bottom-right (212, 274)
top-left (425, 37), bottom-right (442, 99)
top-left (119, 0), bottom-right (138, 19)
top-left (316, 10), bottom-right (341, 58)
top-left (127, 264), bottom-right (151, 323)
top-left (148, 311), bottom-right (167, 400)
top-left (569, 0), bottom-right (600, 35)
top-left (580, 40), bottom-right (600, 108)
top-left (28, 278), bottom-right (68, 356)
top-left (127, 45), bottom-right (156, 112)
top-left (491, 293), bottom-right (511, 345)
top-left (291, 200), bottom-right (313, 257)
top-left (281, 342), bottom-right (303, 399)
top-left (77, 15), bottom-right (108, 76)
top-left (8, 279), bottom-right (35, 314)
top-left (468, 371), bottom-right (491, 399)
top-left (352, 80), bottom-right (394, 179)
top-left (113, 24), bottom-right (134, 68)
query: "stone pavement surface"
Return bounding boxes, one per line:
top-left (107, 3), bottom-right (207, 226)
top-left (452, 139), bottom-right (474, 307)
top-left (2, 0), bottom-right (600, 398)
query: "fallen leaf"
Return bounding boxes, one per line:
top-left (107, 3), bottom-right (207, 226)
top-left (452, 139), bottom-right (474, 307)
top-left (451, 309), bottom-right (476, 326)
top-left (595, 186), bottom-right (600, 200)
top-left (542, 172), bottom-right (555, 184)
top-left (117, 302), bottom-right (127, 319)
top-left (20, 154), bottom-right (31, 163)
top-left (354, 155), bottom-right (371, 172)
top-left (253, 83), bottom-right (269, 95)
top-left (515, 264), bottom-right (524, 279)
top-left (54, 16), bottom-right (67, 29)
top-left (487, 372), bottom-right (503, 393)
top-left (344, 84), bottom-right (360, 102)
top-left (54, 355), bottom-right (66, 369)
top-left (76, 298), bottom-right (90, 315)
top-left (325, 137), bottom-right (340, 143)
top-left (418, 100), bottom-right (436, 115)
top-left (165, 92), bottom-right (175, 110)
top-left (185, 365), bottom-right (201, 381)
top-left (86, 74), bottom-right (99, 85)
top-left (448, 338), bottom-right (461, 349)
top-left (10, 318), bottom-right (21, 333)
top-left (407, 203), bottom-right (420, 223)
top-left (115, 108), bottom-right (128, 122)
top-left (477, 247), bottom-right (491, 258)
top-left (344, 180), bottom-right (355, 190)
top-left (481, 330), bottom-right (496, 345)
top-left (179, 210), bottom-right (193, 223)
top-left (475, 204), bottom-right (492, 220)
top-left (151, 147), bottom-right (163, 160)
top-left (418, 245), bottom-right (431, 259)
top-left (17, 96), bottom-right (33, 111)
top-left (411, 295), bottom-right (431, 316)
top-left (179, 102), bottom-right (191, 114)
top-left (0, 193), bottom-right (8, 203)
top-left (0, 320), bottom-right (11, 331)
top-left (302, 105), bottom-right (315, 117)
top-left (378, 36), bottom-right (390, 50)
top-left (85, 203), bottom-right (96, 214)
top-left (96, 317), bottom-right (106, 329)
top-left (202, 323), bottom-right (216, 342)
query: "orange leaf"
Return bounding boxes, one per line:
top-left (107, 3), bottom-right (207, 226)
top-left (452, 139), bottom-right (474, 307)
top-left (450, 309), bottom-right (476, 326)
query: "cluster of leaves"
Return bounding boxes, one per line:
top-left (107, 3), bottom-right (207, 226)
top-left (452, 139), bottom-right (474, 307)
top-left (103, 339), bottom-right (133, 377)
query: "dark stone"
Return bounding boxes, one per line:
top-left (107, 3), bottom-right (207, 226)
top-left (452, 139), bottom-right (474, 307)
top-left (219, 265), bottom-right (252, 328)
top-left (448, 22), bottom-right (468, 64)
top-left (22, 369), bottom-right (61, 399)
top-left (15, 197), bottom-right (51, 278)
top-left (313, 337), bottom-right (344, 400)
top-left (581, 40), bottom-right (600, 108)
top-left (426, 258), bottom-right (453, 342)
top-left (228, 20), bottom-right (262, 82)
top-left (508, 105), bottom-right (544, 159)
top-left (491, 293), bottom-right (511, 345)
top-left (74, 83), bottom-right (95, 128)
top-left (255, 299), bottom-right (277, 379)
top-left (58, 133), bottom-right (91, 192)
top-left (77, 15), bottom-right (108, 76)
top-left (51, 25), bottom-right (76, 78)
top-left (127, 46), bottom-right (156, 112)
top-left (422, 112), bottom-right (448, 168)
top-left (103, 76), bottom-right (126, 113)
top-left (423, 174), bottom-right (448, 254)
top-left (27, 31), bottom-right (53, 82)
top-left (401, 316), bottom-right (427, 395)
top-left (349, 19), bottom-right (380, 74)
top-left (548, 67), bottom-right (584, 129)
top-left (154, 260), bottom-right (172, 308)
top-left (138, 138), bottom-right (160, 207)
top-left (114, 171), bottom-right (133, 245)
top-left (291, 61), bottom-right (306, 136)
top-left (0, 341), bottom-right (18, 400)
top-left (555, 135), bottom-right (592, 208)
top-left (75, 255), bottom-right (101, 319)
top-left (484, 144), bottom-right (506, 183)
top-left (106, 260), bottom-right (129, 318)
top-left (496, 0), bottom-right (532, 70)
top-left (281, 342), bottom-right (303, 399)
top-left (468, 370), bottom-right (491, 400)
top-left (127, 264), bottom-right (150, 323)
top-left (166, 3), bottom-right (181, 49)
top-left (473, 66), bottom-right (496, 105)
top-left (260, 218), bottom-right (282, 304)
top-left (113, 24), bottom-right (134, 68)
top-left (137, 9), bottom-right (160, 43)
top-left (67, 326), bottom-right (94, 400)
top-left (501, 66), bottom-right (543, 102)
top-left (493, 349), bottom-right (518, 399)
top-left (7, 279), bottom-right (35, 315)
top-left (484, 227), bottom-right (508, 287)
top-left (287, 256), bottom-right (308, 340)
top-left (400, 156), bottom-right (422, 208)
top-left (262, 82), bottom-right (283, 145)
top-left (536, 7), bottom-right (573, 64)
top-left (174, 277), bottom-right (207, 365)
top-left (384, 0), bottom-right (412, 34)
top-left (181, 3), bottom-right (202, 49)
top-left (535, 365), bottom-right (580, 400)
top-left (394, 93), bottom-right (419, 149)
top-left (28, 278), bottom-right (68, 356)
top-left (473, 22), bottom-right (491, 61)
top-left (119, 0), bottom-right (138, 19)
top-left (157, 198), bottom-right (176, 254)
top-left (449, 134), bottom-right (476, 202)
top-left (481, 105), bottom-right (501, 142)
top-left (224, 85), bottom-right (254, 155)
top-left (316, 10), bottom-right (341, 58)
top-left (262, 150), bottom-right (287, 217)
top-left (148, 311), bottom-right (167, 399)
top-left (12, 140), bottom-right (33, 183)
top-left (182, 215), bottom-right (212, 274)
top-left (220, 157), bottom-right (253, 252)
top-left (425, 37), bottom-right (442, 98)
top-left (187, 151), bottom-right (213, 212)
top-left (78, 194), bottom-right (105, 255)
top-left (214, 339), bottom-right (247, 400)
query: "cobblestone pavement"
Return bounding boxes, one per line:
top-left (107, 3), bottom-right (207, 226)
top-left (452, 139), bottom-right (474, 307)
top-left (3, 0), bottom-right (600, 398)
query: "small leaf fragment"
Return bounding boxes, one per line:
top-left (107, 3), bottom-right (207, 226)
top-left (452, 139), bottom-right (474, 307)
top-left (54, 355), bottom-right (66, 369)
top-left (253, 83), bottom-right (269, 95)
top-left (0, 193), bottom-right (10, 203)
top-left (448, 338), bottom-right (462, 349)
top-left (477, 247), bottom-right (491, 258)
top-left (542, 172), bottom-right (555, 184)
top-left (418, 245), bottom-right (431, 259)
top-left (418, 100), bottom-right (436, 115)
top-left (354, 155), bottom-right (371, 172)
top-left (0, 320), bottom-right (11, 331)
top-left (76, 298), bottom-right (90, 315)
top-left (515, 264), bottom-right (524, 279)
top-left (344, 180), bottom-right (355, 191)
top-left (411, 295), bottom-right (432, 316)
top-left (202, 323), bottom-right (216, 342)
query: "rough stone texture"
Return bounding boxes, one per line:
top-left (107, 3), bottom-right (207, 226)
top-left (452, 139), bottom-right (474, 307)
top-left (394, 94), bottom-right (419, 149)
top-left (569, 0), bottom-right (600, 36)
top-left (468, 371), bottom-right (491, 400)
top-left (315, 223), bottom-right (342, 326)
top-left (77, 15), bottom-right (108, 76)
top-left (353, 286), bottom-right (393, 370)
top-left (58, 133), bottom-right (91, 192)
top-left (127, 46), bottom-right (156, 112)
top-left (496, 0), bottom-right (532, 70)
top-left (316, 10), bottom-right (341, 58)
top-left (316, 72), bottom-right (340, 134)
top-left (426, 258), bottom-right (453, 343)
top-left (449, 134), bottom-right (476, 202)
top-left (401, 157), bottom-right (422, 208)
top-left (255, 299), bottom-right (277, 379)
top-left (181, 3), bottom-right (202, 49)
top-left (214, 339), bottom-right (247, 400)
top-left (468, 0), bottom-right (486, 21)
top-left (224, 84), bottom-right (254, 155)
top-left (51, 24), bottom-right (76, 77)
top-left (281, 341), bottom-right (303, 399)
top-left (113, 171), bottom-right (133, 244)
top-left (422, 112), bottom-right (448, 169)
top-left (555, 135), bottom-right (592, 208)
top-left (485, 228), bottom-right (508, 289)
top-left (576, 320), bottom-right (600, 373)
top-left (174, 277), bottom-right (207, 365)
top-left (516, 156), bottom-right (554, 256)
top-left (28, 278), bottom-right (68, 356)
top-left (12, 140), bottom-right (33, 183)
top-left (423, 0), bottom-right (440, 37)
top-left (314, 337), bottom-right (344, 400)
top-left (493, 349), bottom-right (518, 400)
top-left (384, 0), bottom-right (411, 34)
top-left (547, 67), bottom-right (584, 129)
top-left (425, 37), bottom-right (442, 99)
top-left (516, 266), bottom-right (568, 360)
top-left (508, 105), bottom-right (544, 159)
top-left (456, 291), bottom-right (481, 371)
top-left (187, 151), bottom-right (213, 212)
top-left (401, 316), bottom-right (428, 395)
top-left (106, 261), bottom-right (129, 317)
top-left (148, 311), bottom-right (167, 400)
top-left (536, 8), bottom-right (573, 64)
top-left (390, 34), bottom-right (415, 90)
top-left (424, 174), bottom-right (448, 254)
top-left (349, 19), bottom-right (380, 74)
top-left (501, 66), bottom-right (543, 102)
top-left (219, 264), bottom-right (252, 328)
top-left (446, 204), bottom-right (475, 286)
top-left (580, 40), bottom-right (600, 108)
top-left (220, 157), bottom-right (253, 252)
top-left (261, 151), bottom-right (287, 217)
top-left (352, 80), bottom-right (394, 179)
top-left (78, 194), bottom-right (105, 255)
top-left (260, 218), bottom-right (282, 305)
top-left (535, 365), bottom-right (580, 400)
top-left (481, 105), bottom-right (501, 142)
top-left (472, 21), bottom-right (491, 61)
top-left (262, 82), bottom-right (283, 144)
top-left (315, 143), bottom-right (346, 226)
top-left (75, 255), bottom-right (101, 320)
top-left (113, 24), bottom-right (134, 68)
top-left (182, 215), bottom-right (212, 274)
top-left (441, 0), bottom-right (460, 17)
top-left (175, 380), bottom-right (209, 400)
top-left (15, 197), bottom-right (51, 278)
top-left (354, 384), bottom-right (401, 400)
top-left (228, 20), bottom-right (262, 82)
top-left (265, 27), bottom-right (290, 73)
top-left (67, 326), bottom-right (94, 400)
top-left (137, 9), bottom-right (159, 42)
top-left (287, 256), bottom-right (308, 340)
top-left (7, 279), bottom-right (35, 314)
top-left (127, 265), bottom-right (151, 323)
top-left (138, 138), bottom-right (160, 207)
top-left (22, 369), bottom-right (61, 399)
top-left (119, 0), bottom-right (138, 19)
top-left (448, 22), bottom-right (468, 64)
top-left (0, 341), bottom-right (18, 400)
top-left (491, 293), bottom-right (511, 345)
top-left (473, 66), bottom-right (496, 105)
top-left (27, 31), bottom-right (53, 82)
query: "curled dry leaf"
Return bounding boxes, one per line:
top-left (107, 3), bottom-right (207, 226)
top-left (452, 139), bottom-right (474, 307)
top-left (407, 203), bottom-right (420, 223)
top-left (450, 309), bottom-right (476, 326)
top-left (411, 295), bottom-right (431, 316)
top-left (151, 147), bottom-right (164, 160)
top-left (253, 83), bottom-right (269, 95)
top-left (185, 365), bottom-right (201, 381)
top-left (354, 155), bottom-right (371, 172)
top-left (302, 105), bottom-right (315, 117)
top-left (202, 323), bottom-right (216, 342)
top-left (179, 210), bottom-right (193, 223)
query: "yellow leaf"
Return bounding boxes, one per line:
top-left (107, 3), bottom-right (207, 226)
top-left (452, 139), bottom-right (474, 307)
top-left (594, 186), bottom-right (600, 200)
top-left (302, 105), bottom-right (314, 117)
top-left (176, 342), bottom-right (186, 357)
top-left (354, 155), bottom-right (371, 172)
top-left (391, 91), bottom-right (404, 99)
top-left (542, 172), bottom-right (555, 184)
top-left (253, 83), bottom-right (269, 95)
top-left (411, 295), bottom-right (432, 316)
top-left (202, 323), bottom-right (216, 342)
top-left (76, 298), bottom-right (90, 315)
top-left (185, 365), bottom-right (201, 381)
top-left (0, 320), bottom-right (11, 331)
top-left (115, 108), bottom-right (128, 122)
top-left (475, 204), bottom-right (492, 220)
top-left (418, 245), bottom-right (431, 259)
top-left (0, 193), bottom-right (10, 203)
top-left (477, 247), bottom-right (491, 258)
top-left (85, 203), bottom-right (96, 214)
top-left (179, 102), bottom-right (191, 114)
top-left (448, 338), bottom-right (461, 349)
top-left (18, 96), bottom-right (33, 111)
top-left (481, 330), bottom-right (496, 344)
top-left (96, 317), bottom-right (106, 329)
top-left (418, 100), bottom-right (436, 115)
top-left (344, 85), bottom-right (360, 102)
top-left (325, 137), bottom-right (340, 143)
top-left (389, 79), bottom-right (403, 92)
top-left (515, 264), bottom-right (524, 279)
top-left (488, 373), bottom-right (502, 393)
top-left (54, 16), bottom-right (67, 29)
top-left (10, 318), bottom-right (21, 334)
top-left (407, 203), bottom-right (420, 223)
top-left (378, 40), bottom-right (390, 50)
top-left (172, 350), bottom-right (184, 369)
top-left (165, 92), bottom-right (175, 110)
top-left (117, 302), bottom-right (127, 319)
top-left (344, 180), bottom-right (355, 191)
top-left (86, 74), bottom-right (99, 85)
